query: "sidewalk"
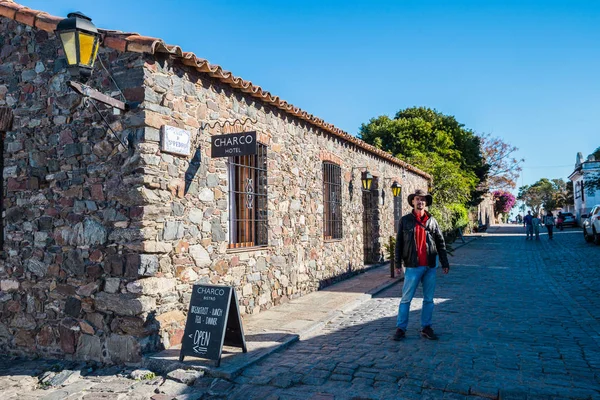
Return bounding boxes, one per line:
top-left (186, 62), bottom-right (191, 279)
top-left (144, 263), bottom-right (403, 379)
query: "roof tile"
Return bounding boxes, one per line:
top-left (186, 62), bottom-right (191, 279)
top-left (102, 35), bottom-right (127, 53)
top-left (34, 12), bottom-right (61, 32)
top-left (14, 6), bottom-right (38, 25)
top-left (0, 1), bottom-right (20, 19)
top-left (124, 35), bottom-right (159, 54)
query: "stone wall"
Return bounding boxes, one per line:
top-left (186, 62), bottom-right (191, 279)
top-left (477, 193), bottom-right (495, 226)
top-left (0, 17), bottom-right (429, 363)
top-left (0, 18), bottom-right (151, 363)
top-left (137, 55), bottom-right (428, 349)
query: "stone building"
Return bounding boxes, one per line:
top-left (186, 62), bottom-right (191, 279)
top-left (0, 1), bottom-right (430, 363)
top-left (569, 151), bottom-right (600, 221)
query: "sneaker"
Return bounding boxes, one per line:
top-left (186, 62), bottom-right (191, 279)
top-left (392, 328), bottom-right (405, 341)
top-left (420, 326), bottom-right (438, 340)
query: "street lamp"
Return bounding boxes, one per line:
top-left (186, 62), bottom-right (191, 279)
top-left (55, 11), bottom-right (135, 113)
top-left (56, 12), bottom-right (100, 81)
top-left (361, 171), bottom-right (373, 191)
top-left (54, 11), bottom-right (138, 151)
top-left (349, 167), bottom-right (373, 200)
top-left (391, 181), bottom-right (401, 197)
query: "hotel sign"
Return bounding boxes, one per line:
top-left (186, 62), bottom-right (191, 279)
top-left (161, 125), bottom-right (191, 156)
top-left (211, 131), bottom-right (257, 158)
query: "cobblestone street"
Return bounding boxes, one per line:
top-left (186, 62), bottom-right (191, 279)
top-left (227, 225), bottom-right (600, 399)
top-left (1, 225), bottom-right (600, 399)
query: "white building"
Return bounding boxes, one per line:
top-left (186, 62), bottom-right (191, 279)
top-left (568, 152), bottom-right (600, 221)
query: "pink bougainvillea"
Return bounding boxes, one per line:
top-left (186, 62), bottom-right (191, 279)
top-left (493, 190), bottom-right (516, 214)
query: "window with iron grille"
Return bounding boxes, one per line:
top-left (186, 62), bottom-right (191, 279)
top-left (323, 162), bottom-right (342, 239)
top-left (228, 143), bottom-right (268, 248)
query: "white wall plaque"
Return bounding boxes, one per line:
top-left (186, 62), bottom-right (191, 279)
top-left (161, 125), bottom-right (192, 156)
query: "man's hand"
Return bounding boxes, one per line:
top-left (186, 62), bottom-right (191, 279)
top-left (394, 267), bottom-right (401, 277)
top-left (442, 267), bottom-right (449, 275)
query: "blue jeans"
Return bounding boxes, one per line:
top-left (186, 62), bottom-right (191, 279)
top-left (396, 266), bottom-right (437, 330)
top-left (525, 225), bottom-right (533, 239)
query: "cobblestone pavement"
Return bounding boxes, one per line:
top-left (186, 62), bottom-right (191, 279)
top-left (1, 225), bottom-right (599, 399)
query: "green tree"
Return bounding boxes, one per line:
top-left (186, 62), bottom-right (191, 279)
top-left (517, 178), bottom-right (568, 214)
top-left (359, 107), bottom-right (487, 218)
top-left (583, 146), bottom-right (600, 192)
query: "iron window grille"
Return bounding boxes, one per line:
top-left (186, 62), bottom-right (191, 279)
top-left (323, 162), bottom-right (342, 240)
top-left (228, 143), bottom-right (268, 248)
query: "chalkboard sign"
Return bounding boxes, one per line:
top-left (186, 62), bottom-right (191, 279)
top-left (180, 284), bottom-right (247, 366)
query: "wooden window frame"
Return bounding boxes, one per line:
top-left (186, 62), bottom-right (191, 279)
top-left (228, 143), bottom-right (268, 248)
top-left (323, 162), bottom-right (342, 240)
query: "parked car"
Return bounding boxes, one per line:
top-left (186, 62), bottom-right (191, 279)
top-left (561, 212), bottom-right (577, 227)
top-left (583, 205), bottom-right (600, 244)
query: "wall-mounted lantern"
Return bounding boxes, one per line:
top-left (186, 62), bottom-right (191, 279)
top-left (362, 171), bottom-right (373, 191)
top-left (349, 167), bottom-right (373, 201)
top-left (56, 12), bottom-right (100, 81)
top-left (55, 12), bottom-right (137, 114)
top-left (55, 11), bottom-right (138, 151)
top-left (391, 181), bottom-right (401, 197)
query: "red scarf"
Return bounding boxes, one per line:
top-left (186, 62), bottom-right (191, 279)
top-left (413, 210), bottom-right (429, 266)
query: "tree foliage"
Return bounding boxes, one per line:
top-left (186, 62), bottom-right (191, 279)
top-left (359, 107), bottom-right (488, 214)
top-left (479, 134), bottom-right (524, 190)
top-left (585, 174), bottom-right (600, 192)
top-left (517, 178), bottom-right (568, 214)
top-left (492, 190), bottom-right (516, 216)
top-left (583, 146), bottom-right (600, 192)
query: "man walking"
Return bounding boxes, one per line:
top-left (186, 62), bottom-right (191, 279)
top-left (544, 211), bottom-right (555, 240)
top-left (393, 189), bottom-right (450, 341)
top-left (523, 211), bottom-right (533, 240)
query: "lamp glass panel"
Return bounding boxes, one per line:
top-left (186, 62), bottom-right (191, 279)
top-left (90, 37), bottom-right (99, 67)
top-left (78, 32), bottom-right (98, 66)
top-left (60, 32), bottom-right (77, 65)
top-left (362, 178), bottom-right (372, 190)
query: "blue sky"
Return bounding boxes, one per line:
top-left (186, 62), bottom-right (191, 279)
top-left (19, 0), bottom-right (600, 189)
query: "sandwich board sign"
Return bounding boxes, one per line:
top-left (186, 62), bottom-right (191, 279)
top-left (180, 284), bottom-right (247, 366)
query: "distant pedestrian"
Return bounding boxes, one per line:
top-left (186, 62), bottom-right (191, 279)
top-left (544, 211), bottom-right (555, 240)
top-left (556, 211), bottom-right (564, 231)
top-left (532, 214), bottom-right (542, 240)
top-left (393, 189), bottom-right (450, 341)
top-left (523, 211), bottom-right (533, 240)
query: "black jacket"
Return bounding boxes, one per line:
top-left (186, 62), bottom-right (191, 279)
top-left (395, 211), bottom-right (450, 269)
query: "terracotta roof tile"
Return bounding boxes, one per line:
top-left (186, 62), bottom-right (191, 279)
top-left (34, 12), bottom-right (62, 32)
top-left (13, 5), bottom-right (38, 25)
top-left (0, 0), bottom-right (430, 180)
top-left (101, 35), bottom-right (127, 53)
top-left (0, 0), bottom-right (20, 19)
top-left (123, 35), bottom-right (159, 54)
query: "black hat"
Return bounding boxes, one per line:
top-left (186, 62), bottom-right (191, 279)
top-left (407, 189), bottom-right (433, 207)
